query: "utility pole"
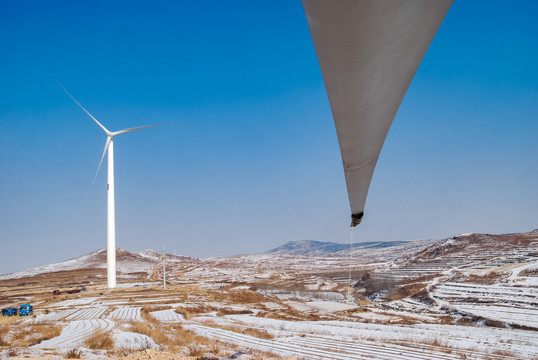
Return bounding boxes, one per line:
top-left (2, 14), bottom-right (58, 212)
top-left (162, 245), bottom-right (166, 289)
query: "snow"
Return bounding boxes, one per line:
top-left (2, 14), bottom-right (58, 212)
top-left (259, 289), bottom-right (344, 301)
top-left (39, 309), bottom-right (78, 322)
top-left (0, 248), bottom-right (162, 280)
top-left (0, 249), bottom-right (107, 280)
top-left (284, 301), bottom-right (312, 312)
top-left (136, 250), bottom-right (162, 261)
top-left (262, 302), bottom-right (285, 310)
top-left (3, 231), bottom-right (537, 359)
top-left (200, 314), bottom-right (538, 359)
top-left (514, 277), bottom-right (538, 286)
top-left (188, 321), bottom-right (460, 360)
top-left (230, 285), bottom-right (251, 290)
top-left (509, 260), bottom-right (538, 280)
top-left (351, 312), bottom-right (397, 321)
top-left (108, 307), bottom-right (142, 322)
top-left (431, 281), bottom-right (538, 328)
top-left (65, 307), bottom-right (108, 320)
top-left (114, 330), bottom-right (158, 350)
top-left (150, 309), bottom-right (184, 322)
top-left (33, 319), bottom-right (115, 349)
top-left (55, 297), bottom-right (99, 307)
top-left (300, 301), bottom-right (357, 313)
top-left (456, 233), bottom-right (475, 237)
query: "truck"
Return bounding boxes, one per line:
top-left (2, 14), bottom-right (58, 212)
top-left (2, 307), bottom-right (18, 316)
top-left (19, 304), bottom-right (33, 316)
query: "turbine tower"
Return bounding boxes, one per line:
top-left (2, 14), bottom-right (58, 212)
top-left (59, 83), bottom-right (176, 289)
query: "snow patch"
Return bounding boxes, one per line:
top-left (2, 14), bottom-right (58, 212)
top-left (114, 330), bottom-right (158, 350)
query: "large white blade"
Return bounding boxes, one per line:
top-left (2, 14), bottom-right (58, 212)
top-left (57, 81), bottom-right (111, 135)
top-left (88, 136), bottom-right (112, 195)
top-left (302, 0), bottom-right (452, 226)
top-left (111, 122), bottom-right (181, 136)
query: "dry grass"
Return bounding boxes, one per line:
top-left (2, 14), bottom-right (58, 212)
top-left (208, 289), bottom-right (267, 304)
top-left (187, 344), bottom-right (206, 357)
top-left (11, 323), bottom-right (63, 346)
top-left (465, 272), bottom-right (503, 285)
top-left (141, 307), bottom-right (159, 324)
top-left (6, 348), bottom-right (18, 357)
top-left (398, 273), bottom-right (439, 284)
top-left (175, 306), bottom-right (194, 320)
top-left (410, 288), bottom-right (434, 305)
top-left (430, 337), bottom-right (445, 347)
top-left (521, 268), bottom-right (538, 276)
top-left (0, 329), bottom-right (8, 346)
top-left (162, 323), bottom-right (211, 348)
top-left (129, 321), bottom-right (169, 345)
top-left (174, 304), bottom-right (238, 320)
top-left (257, 308), bottom-right (321, 322)
top-left (387, 282), bottom-right (427, 301)
top-left (437, 315), bottom-right (455, 325)
top-left (492, 349), bottom-right (515, 357)
top-left (0, 316), bottom-right (20, 326)
top-left (201, 320), bottom-right (274, 340)
top-left (84, 330), bottom-right (114, 349)
top-left (0, 268), bottom-right (107, 290)
top-left (216, 308), bottom-right (253, 317)
top-left (64, 348), bottom-right (82, 358)
top-left (143, 305), bottom-right (173, 313)
top-left (254, 280), bottom-right (308, 293)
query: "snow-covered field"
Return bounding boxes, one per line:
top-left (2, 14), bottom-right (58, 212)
top-left (431, 282), bottom-right (538, 328)
top-left (0, 230), bottom-right (537, 359)
top-left (108, 307), bottom-right (142, 322)
top-left (33, 319), bottom-right (115, 349)
top-left (149, 309), bottom-right (184, 322)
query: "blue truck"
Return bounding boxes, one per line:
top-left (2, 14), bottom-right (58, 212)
top-left (2, 307), bottom-right (18, 316)
top-left (19, 304), bottom-right (33, 316)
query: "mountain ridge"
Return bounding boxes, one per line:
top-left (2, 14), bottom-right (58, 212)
top-left (2, 228), bottom-right (536, 280)
top-left (266, 239), bottom-right (409, 255)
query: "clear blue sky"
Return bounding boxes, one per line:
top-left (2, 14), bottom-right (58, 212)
top-left (1, 1), bottom-right (536, 275)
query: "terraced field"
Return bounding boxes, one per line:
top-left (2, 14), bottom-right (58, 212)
top-left (34, 319), bottom-right (115, 349)
top-left (108, 307), bottom-right (142, 322)
top-left (431, 282), bottom-right (538, 328)
top-left (149, 309), bottom-right (184, 322)
top-left (0, 230), bottom-right (537, 359)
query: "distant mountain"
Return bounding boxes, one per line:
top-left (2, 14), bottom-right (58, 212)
top-left (266, 240), bottom-right (408, 255)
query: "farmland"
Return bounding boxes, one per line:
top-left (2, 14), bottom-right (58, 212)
top-left (0, 230), bottom-right (536, 359)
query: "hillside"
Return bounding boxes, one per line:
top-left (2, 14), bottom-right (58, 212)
top-left (0, 248), bottom-right (193, 287)
top-left (0, 229), bottom-right (536, 359)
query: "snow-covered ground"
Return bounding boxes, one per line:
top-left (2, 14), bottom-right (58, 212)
top-left (33, 319), bottom-right (115, 349)
top-left (114, 330), bottom-right (158, 351)
top-left (108, 307), bottom-right (142, 322)
top-left (1, 230), bottom-right (537, 359)
top-left (149, 309), bottom-right (184, 322)
top-left (431, 282), bottom-right (538, 328)
top-left (192, 314), bottom-right (537, 359)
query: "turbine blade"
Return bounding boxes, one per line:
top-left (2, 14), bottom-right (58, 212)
top-left (57, 81), bottom-right (110, 135)
top-left (88, 137), bottom-right (112, 196)
top-left (111, 122), bottom-right (181, 136)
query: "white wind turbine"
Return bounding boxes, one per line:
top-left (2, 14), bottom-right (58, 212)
top-left (59, 82), bottom-right (177, 289)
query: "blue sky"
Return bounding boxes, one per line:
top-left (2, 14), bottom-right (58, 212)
top-left (1, 1), bottom-right (536, 275)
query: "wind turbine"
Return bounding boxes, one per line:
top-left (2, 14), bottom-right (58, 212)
top-left (59, 82), bottom-right (177, 289)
